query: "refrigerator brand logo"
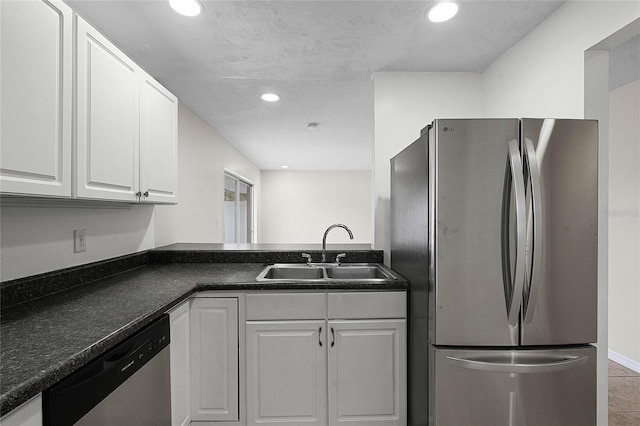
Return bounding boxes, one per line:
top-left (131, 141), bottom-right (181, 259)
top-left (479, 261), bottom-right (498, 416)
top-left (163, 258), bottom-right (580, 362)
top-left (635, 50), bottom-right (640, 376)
top-left (443, 126), bottom-right (455, 132)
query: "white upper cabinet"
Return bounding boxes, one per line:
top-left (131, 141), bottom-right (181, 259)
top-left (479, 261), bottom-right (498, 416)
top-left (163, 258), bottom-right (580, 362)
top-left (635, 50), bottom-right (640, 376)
top-left (75, 15), bottom-right (140, 202)
top-left (75, 16), bottom-right (178, 203)
top-left (140, 73), bottom-right (178, 203)
top-left (0, 0), bottom-right (72, 197)
top-left (2, 7), bottom-right (177, 204)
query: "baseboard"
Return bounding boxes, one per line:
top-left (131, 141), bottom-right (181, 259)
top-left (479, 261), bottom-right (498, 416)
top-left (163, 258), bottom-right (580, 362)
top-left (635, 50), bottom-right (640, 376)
top-left (608, 349), bottom-right (640, 373)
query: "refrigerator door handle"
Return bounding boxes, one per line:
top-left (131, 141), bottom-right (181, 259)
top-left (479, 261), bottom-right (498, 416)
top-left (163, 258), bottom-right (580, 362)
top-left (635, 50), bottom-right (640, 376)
top-left (445, 355), bottom-right (588, 374)
top-left (502, 139), bottom-right (527, 326)
top-left (523, 138), bottom-right (544, 324)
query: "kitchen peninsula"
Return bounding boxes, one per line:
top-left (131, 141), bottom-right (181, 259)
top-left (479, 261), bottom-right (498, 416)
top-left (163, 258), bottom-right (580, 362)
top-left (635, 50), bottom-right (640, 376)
top-left (1, 244), bottom-right (408, 425)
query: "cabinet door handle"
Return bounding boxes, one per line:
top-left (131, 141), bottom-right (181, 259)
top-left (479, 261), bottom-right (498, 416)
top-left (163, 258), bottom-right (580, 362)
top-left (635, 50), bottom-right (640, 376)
top-left (135, 191), bottom-right (142, 199)
top-left (330, 327), bottom-right (335, 347)
top-left (319, 327), bottom-right (323, 347)
top-left (143, 191), bottom-right (149, 198)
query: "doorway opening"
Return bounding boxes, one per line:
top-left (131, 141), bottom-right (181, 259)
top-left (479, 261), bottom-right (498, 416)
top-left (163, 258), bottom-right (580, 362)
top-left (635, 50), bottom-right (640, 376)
top-left (585, 17), bottom-right (640, 426)
top-left (224, 172), bottom-right (253, 243)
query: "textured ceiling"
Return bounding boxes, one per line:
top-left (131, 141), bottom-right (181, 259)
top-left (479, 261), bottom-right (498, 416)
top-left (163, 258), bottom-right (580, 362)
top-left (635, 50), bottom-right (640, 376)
top-left (67, 0), bottom-right (565, 170)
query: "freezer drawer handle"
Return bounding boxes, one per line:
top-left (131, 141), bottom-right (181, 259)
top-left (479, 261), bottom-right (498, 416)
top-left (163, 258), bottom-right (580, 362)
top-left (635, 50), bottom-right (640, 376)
top-left (445, 355), bottom-right (588, 373)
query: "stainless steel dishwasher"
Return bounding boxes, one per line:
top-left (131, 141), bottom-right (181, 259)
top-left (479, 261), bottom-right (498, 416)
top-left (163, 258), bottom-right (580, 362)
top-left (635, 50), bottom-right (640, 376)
top-left (43, 315), bottom-right (171, 425)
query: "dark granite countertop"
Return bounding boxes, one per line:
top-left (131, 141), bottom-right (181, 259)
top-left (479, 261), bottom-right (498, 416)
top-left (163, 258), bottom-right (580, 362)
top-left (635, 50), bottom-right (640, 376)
top-left (150, 243), bottom-right (383, 264)
top-left (0, 247), bottom-right (406, 416)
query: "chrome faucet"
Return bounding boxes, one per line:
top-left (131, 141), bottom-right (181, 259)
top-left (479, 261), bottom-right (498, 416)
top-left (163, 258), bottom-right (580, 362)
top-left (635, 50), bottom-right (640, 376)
top-left (321, 224), bottom-right (354, 263)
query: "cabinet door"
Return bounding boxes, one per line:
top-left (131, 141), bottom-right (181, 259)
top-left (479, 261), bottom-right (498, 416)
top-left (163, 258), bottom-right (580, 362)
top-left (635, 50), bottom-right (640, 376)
top-left (0, 0), bottom-right (72, 197)
top-left (328, 320), bottom-right (407, 426)
top-left (75, 16), bottom-right (139, 201)
top-left (139, 73), bottom-right (178, 204)
top-left (190, 298), bottom-right (239, 422)
top-left (246, 321), bottom-right (327, 425)
top-left (169, 301), bottom-right (191, 426)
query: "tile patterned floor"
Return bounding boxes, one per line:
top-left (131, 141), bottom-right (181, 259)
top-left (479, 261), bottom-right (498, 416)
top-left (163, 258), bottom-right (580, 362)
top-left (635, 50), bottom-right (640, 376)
top-left (609, 359), bottom-right (640, 425)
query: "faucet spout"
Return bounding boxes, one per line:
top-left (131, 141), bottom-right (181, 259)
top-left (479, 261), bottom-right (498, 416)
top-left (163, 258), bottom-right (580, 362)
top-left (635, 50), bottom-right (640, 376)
top-left (321, 224), bottom-right (354, 263)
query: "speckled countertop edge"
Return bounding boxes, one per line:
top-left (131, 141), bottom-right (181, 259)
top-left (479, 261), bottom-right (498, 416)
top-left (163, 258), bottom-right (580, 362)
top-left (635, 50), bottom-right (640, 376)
top-left (0, 251), bottom-right (405, 416)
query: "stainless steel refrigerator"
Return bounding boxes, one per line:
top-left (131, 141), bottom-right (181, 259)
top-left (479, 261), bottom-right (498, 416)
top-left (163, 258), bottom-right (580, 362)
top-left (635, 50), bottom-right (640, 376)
top-left (390, 118), bottom-right (598, 426)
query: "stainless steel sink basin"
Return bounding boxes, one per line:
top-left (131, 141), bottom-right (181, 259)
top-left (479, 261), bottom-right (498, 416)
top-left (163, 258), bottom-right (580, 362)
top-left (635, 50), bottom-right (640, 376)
top-left (324, 265), bottom-right (392, 280)
top-left (256, 263), bottom-right (398, 282)
top-left (260, 264), bottom-right (325, 280)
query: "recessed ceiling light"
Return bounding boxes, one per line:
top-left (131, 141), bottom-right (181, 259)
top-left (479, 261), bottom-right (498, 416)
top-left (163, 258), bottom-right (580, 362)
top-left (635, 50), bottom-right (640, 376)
top-left (280, 165), bottom-right (289, 169)
top-left (261, 93), bottom-right (280, 102)
top-left (169, 0), bottom-right (203, 16)
top-left (426, 2), bottom-right (459, 23)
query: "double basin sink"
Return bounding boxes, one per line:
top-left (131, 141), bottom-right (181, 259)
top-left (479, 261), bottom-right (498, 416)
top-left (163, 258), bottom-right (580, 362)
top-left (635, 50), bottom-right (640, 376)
top-left (256, 263), bottom-right (399, 282)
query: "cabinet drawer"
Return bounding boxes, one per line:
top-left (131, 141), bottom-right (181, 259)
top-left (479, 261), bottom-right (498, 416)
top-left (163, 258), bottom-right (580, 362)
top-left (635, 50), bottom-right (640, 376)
top-left (246, 293), bottom-right (326, 320)
top-left (328, 292), bottom-right (406, 319)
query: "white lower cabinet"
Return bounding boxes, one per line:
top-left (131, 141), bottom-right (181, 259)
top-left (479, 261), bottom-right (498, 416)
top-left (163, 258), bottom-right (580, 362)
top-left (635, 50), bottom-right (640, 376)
top-left (174, 291), bottom-right (406, 426)
top-left (245, 292), bottom-right (407, 426)
top-left (328, 320), bottom-right (406, 426)
top-left (169, 300), bottom-right (191, 426)
top-left (190, 297), bottom-right (240, 423)
top-left (246, 321), bottom-right (327, 425)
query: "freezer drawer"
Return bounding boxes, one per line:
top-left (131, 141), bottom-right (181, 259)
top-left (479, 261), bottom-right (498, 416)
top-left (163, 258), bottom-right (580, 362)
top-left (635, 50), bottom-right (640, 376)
top-left (428, 345), bottom-right (596, 426)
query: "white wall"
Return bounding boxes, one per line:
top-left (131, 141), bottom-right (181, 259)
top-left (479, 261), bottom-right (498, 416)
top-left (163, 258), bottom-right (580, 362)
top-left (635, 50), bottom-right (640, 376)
top-left (373, 72), bottom-right (484, 263)
top-left (607, 34), bottom-right (640, 368)
top-left (259, 170), bottom-right (371, 244)
top-left (608, 78), bottom-right (640, 366)
top-left (0, 203), bottom-right (154, 281)
top-left (584, 45), bottom-right (615, 426)
top-left (154, 103), bottom-right (261, 246)
top-left (482, 1), bottom-right (640, 118)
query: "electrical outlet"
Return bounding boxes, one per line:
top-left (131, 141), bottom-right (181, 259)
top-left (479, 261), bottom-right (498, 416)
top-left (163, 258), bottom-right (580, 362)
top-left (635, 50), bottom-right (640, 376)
top-left (74, 229), bottom-right (86, 253)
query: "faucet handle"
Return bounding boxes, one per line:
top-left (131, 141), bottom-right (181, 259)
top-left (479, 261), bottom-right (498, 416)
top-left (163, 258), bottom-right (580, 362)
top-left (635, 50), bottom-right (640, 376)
top-left (335, 253), bottom-right (346, 264)
top-left (302, 253), bottom-right (312, 264)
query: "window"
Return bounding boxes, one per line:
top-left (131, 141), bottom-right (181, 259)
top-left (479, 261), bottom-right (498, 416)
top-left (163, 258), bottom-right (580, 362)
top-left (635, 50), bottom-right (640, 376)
top-left (224, 172), bottom-right (253, 243)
